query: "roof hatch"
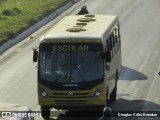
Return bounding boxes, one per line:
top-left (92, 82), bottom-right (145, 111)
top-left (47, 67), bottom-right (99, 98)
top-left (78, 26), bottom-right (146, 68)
top-left (66, 27), bottom-right (86, 32)
top-left (66, 15), bottom-right (96, 32)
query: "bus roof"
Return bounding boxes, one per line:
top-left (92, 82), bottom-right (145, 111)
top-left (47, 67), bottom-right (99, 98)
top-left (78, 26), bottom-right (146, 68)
top-left (41, 15), bottom-right (118, 44)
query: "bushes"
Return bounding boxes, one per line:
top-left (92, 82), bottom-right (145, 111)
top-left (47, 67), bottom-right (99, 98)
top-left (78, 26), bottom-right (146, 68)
top-left (2, 7), bottom-right (21, 16)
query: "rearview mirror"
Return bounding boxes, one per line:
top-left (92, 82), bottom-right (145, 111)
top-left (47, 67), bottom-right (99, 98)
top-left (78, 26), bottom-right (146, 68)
top-left (105, 51), bottom-right (111, 62)
top-left (33, 49), bottom-right (38, 62)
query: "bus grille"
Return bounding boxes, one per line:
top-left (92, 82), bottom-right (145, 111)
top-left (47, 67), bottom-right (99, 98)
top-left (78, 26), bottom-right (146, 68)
top-left (52, 92), bottom-right (89, 95)
top-left (51, 92), bottom-right (92, 98)
top-left (51, 92), bottom-right (92, 105)
top-left (55, 100), bottom-right (87, 105)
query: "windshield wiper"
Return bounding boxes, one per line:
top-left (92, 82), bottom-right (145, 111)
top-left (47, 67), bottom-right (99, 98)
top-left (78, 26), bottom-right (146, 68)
top-left (73, 64), bottom-right (87, 82)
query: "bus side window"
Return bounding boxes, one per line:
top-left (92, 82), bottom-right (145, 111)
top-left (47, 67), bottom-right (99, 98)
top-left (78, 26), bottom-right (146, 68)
top-left (111, 33), bottom-right (115, 47)
top-left (115, 26), bottom-right (120, 48)
top-left (106, 36), bottom-right (113, 61)
top-left (114, 28), bottom-right (118, 52)
top-left (110, 33), bottom-right (115, 57)
top-left (109, 35), bottom-right (112, 50)
top-left (112, 31), bottom-right (118, 55)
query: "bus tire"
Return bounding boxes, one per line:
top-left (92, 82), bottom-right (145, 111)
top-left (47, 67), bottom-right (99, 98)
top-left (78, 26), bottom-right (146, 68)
top-left (110, 82), bottom-right (117, 101)
top-left (41, 106), bottom-right (50, 118)
top-left (105, 87), bottom-right (109, 106)
top-left (110, 72), bottom-right (118, 101)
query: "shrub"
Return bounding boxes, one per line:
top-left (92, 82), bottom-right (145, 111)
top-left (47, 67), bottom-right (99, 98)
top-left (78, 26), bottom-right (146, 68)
top-left (2, 7), bottom-right (21, 16)
top-left (2, 9), bottom-right (12, 16)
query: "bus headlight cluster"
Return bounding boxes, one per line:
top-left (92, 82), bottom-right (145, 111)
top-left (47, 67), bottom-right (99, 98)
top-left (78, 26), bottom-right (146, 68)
top-left (93, 88), bottom-right (102, 98)
top-left (40, 88), bottom-right (48, 98)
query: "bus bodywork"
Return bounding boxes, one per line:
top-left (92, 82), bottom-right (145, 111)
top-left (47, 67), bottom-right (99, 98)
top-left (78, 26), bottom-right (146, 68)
top-left (33, 15), bottom-right (121, 117)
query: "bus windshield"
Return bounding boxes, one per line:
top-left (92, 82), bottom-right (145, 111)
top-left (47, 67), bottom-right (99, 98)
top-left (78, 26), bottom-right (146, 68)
top-left (40, 51), bottom-right (103, 83)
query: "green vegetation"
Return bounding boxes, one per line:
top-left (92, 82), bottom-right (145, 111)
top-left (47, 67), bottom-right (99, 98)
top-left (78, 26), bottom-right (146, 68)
top-left (0, 0), bottom-right (70, 46)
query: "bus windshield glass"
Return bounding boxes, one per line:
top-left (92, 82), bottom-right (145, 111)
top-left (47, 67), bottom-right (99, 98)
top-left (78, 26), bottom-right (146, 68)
top-left (39, 43), bottom-right (103, 83)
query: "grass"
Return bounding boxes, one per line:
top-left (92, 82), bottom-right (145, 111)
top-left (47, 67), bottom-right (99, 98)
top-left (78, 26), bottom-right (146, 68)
top-left (0, 0), bottom-right (70, 46)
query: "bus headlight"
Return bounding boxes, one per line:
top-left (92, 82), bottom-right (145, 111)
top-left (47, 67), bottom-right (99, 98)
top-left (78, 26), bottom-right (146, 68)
top-left (40, 88), bottom-right (48, 98)
top-left (93, 88), bottom-right (102, 98)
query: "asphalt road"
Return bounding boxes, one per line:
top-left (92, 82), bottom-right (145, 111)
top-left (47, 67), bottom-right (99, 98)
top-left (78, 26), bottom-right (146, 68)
top-left (0, 0), bottom-right (160, 120)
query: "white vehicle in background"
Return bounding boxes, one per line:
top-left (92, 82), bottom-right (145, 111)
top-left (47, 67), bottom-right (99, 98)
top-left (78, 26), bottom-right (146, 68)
top-left (0, 103), bottom-right (35, 120)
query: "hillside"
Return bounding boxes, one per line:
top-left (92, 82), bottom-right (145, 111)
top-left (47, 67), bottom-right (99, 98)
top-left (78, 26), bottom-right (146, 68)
top-left (0, 0), bottom-right (70, 46)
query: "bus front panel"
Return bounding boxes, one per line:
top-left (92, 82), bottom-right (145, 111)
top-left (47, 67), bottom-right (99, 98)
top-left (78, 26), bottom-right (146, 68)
top-left (37, 43), bottom-right (106, 109)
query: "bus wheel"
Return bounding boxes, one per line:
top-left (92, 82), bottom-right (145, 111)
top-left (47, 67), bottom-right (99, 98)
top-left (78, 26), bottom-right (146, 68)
top-left (105, 88), bottom-right (109, 106)
top-left (110, 72), bottom-right (118, 101)
top-left (41, 106), bottom-right (50, 118)
top-left (110, 82), bottom-right (117, 101)
top-left (110, 80), bottom-right (117, 102)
